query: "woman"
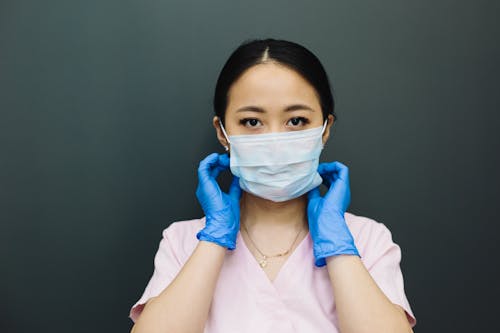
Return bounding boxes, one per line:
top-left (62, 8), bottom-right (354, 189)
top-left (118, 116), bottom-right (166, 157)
top-left (129, 38), bottom-right (417, 333)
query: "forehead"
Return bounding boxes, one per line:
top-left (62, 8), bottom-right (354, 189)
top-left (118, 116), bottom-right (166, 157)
top-left (226, 62), bottom-right (320, 108)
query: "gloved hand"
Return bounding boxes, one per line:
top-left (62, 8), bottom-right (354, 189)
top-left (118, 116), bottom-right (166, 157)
top-left (307, 161), bottom-right (360, 267)
top-left (195, 152), bottom-right (242, 250)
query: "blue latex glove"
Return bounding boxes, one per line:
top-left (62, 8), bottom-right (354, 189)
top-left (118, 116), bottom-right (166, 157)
top-left (307, 161), bottom-right (360, 267)
top-left (195, 153), bottom-right (242, 250)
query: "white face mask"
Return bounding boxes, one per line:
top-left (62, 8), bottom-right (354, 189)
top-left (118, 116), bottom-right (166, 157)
top-left (219, 120), bottom-right (328, 202)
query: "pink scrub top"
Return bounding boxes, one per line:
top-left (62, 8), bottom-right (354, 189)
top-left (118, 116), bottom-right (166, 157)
top-left (129, 211), bottom-right (417, 332)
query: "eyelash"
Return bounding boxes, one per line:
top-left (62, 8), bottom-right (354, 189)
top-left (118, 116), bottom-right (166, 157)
top-left (239, 117), bottom-right (310, 128)
top-left (239, 118), bottom-right (261, 127)
top-left (287, 117), bottom-right (310, 126)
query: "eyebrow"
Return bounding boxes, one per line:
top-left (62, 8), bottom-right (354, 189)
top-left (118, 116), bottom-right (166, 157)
top-left (235, 104), bottom-right (315, 113)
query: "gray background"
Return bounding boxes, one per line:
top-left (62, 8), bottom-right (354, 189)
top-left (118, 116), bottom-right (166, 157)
top-left (1, 0), bottom-right (499, 332)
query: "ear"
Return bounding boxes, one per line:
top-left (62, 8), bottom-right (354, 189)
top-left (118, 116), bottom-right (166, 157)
top-left (213, 116), bottom-right (230, 152)
top-left (321, 114), bottom-right (335, 145)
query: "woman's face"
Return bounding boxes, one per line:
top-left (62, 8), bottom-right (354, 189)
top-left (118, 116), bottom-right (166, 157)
top-left (214, 62), bottom-right (334, 149)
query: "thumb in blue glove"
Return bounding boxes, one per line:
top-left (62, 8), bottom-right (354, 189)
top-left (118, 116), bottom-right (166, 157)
top-left (195, 152), bottom-right (242, 250)
top-left (307, 161), bottom-right (360, 267)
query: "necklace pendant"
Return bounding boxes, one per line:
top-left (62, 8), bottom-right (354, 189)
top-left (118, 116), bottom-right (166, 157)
top-left (259, 255), bottom-right (267, 268)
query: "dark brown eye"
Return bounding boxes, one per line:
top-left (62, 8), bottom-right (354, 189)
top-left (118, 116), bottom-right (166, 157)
top-left (239, 118), bottom-right (262, 127)
top-left (287, 117), bottom-right (309, 126)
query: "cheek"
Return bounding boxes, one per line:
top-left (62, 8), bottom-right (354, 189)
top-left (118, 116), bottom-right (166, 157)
top-left (311, 113), bottom-right (327, 127)
top-left (221, 109), bottom-right (239, 133)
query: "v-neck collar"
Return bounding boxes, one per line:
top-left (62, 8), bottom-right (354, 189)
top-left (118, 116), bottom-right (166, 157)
top-left (236, 228), bottom-right (312, 294)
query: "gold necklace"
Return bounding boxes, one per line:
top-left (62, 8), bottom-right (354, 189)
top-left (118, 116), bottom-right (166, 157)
top-left (241, 222), bottom-right (303, 268)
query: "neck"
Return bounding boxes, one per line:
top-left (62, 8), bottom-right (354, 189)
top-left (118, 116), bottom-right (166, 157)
top-left (239, 191), bottom-right (308, 233)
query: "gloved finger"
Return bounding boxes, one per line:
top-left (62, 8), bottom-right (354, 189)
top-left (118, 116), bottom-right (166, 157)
top-left (318, 162), bottom-right (336, 186)
top-left (319, 161), bottom-right (350, 186)
top-left (324, 179), bottom-right (350, 200)
top-left (198, 153), bottom-right (227, 182)
top-left (318, 165), bottom-right (332, 188)
top-left (318, 161), bottom-right (339, 176)
top-left (323, 165), bottom-right (351, 207)
top-left (331, 161), bottom-right (349, 183)
top-left (210, 164), bottom-right (226, 178)
top-left (228, 176), bottom-right (242, 200)
top-left (198, 153), bottom-right (222, 183)
top-left (319, 161), bottom-right (349, 180)
top-left (321, 163), bottom-right (350, 194)
top-left (210, 153), bottom-right (230, 178)
top-left (218, 153), bottom-right (230, 168)
top-left (307, 186), bottom-right (321, 201)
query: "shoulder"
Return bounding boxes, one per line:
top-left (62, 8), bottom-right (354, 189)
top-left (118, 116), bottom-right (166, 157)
top-left (159, 217), bottom-right (207, 263)
top-left (344, 211), bottom-right (398, 259)
top-left (344, 211), bottom-right (392, 237)
top-left (162, 216), bottom-right (206, 239)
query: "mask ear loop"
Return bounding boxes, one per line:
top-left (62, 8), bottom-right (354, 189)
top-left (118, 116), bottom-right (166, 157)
top-left (320, 119), bottom-right (328, 135)
top-left (219, 121), bottom-right (231, 151)
top-left (319, 119), bottom-right (329, 148)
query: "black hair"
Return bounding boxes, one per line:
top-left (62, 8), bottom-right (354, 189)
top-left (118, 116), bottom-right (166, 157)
top-left (213, 38), bottom-right (336, 125)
